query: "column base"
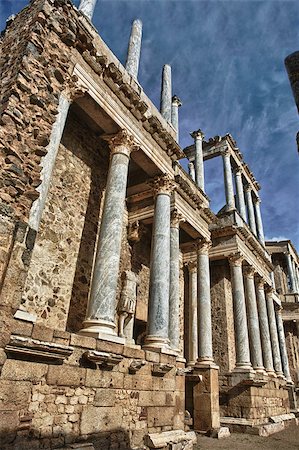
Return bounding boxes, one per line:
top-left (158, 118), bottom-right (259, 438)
top-left (234, 362), bottom-right (254, 372)
top-left (253, 366), bottom-right (267, 376)
top-left (195, 357), bottom-right (219, 370)
top-left (79, 318), bottom-right (124, 343)
top-left (265, 368), bottom-right (277, 377)
top-left (275, 371), bottom-right (285, 379)
top-left (143, 335), bottom-right (170, 352)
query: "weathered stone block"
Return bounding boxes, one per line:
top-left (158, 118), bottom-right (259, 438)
top-left (11, 319), bottom-right (33, 337)
top-left (85, 369), bottom-right (124, 389)
top-left (32, 323), bottom-right (54, 342)
top-left (148, 406), bottom-right (174, 427)
top-left (1, 359), bottom-right (48, 382)
top-left (80, 406), bottom-right (121, 434)
top-left (96, 339), bottom-right (124, 355)
top-left (70, 334), bottom-right (96, 349)
top-left (47, 365), bottom-right (86, 386)
top-left (123, 345), bottom-right (145, 359)
top-left (0, 380), bottom-right (31, 410)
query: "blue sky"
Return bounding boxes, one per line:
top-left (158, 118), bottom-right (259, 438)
top-left (1, 0), bottom-right (299, 249)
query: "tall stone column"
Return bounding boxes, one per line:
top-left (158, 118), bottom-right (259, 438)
top-left (125, 19), bottom-right (142, 80)
top-left (80, 130), bottom-right (137, 339)
top-left (286, 252), bottom-right (296, 293)
top-left (169, 209), bottom-right (183, 352)
top-left (78, 0), bottom-right (97, 20)
top-left (276, 307), bottom-right (292, 382)
top-left (253, 196), bottom-right (265, 245)
top-left (145, 175), bottom-right (175, 350)
top-left (196, 239), bottom-right (214, 365)
top-left (187, 261), bottom-right (198, 365)
top-left (191, 129), bottom-right (205, 191)
top-left (188, 161), bottom-right (196, 181)
top-left (256, 278), bottom-right (275, 375)
top-left (234, 167), bottom-right (247, 221)
top-left (171, 95), bottom-right (182, 142)
top-left (244, 267), bottom-right (265, 373)
top-left (28, 95), bottom-right (70, 232)
top-left (266, 288), bottom-right (284, 377)
top-left (160, 64), bottom-right (172, 123)
top-left (292, 261), bottom-right (299, 292)
top-left (244, 185), bottom-right (257, 236)
top-left (270, 271), bottom-right (276, 289)
top-left (222, 149), bottom-right (235, 211)
top-left (229, 255), bottom-right (252, 370)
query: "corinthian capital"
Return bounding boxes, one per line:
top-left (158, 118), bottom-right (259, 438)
top-left (256, 276), bottom-right (265, 289)
top-left (244, 266), bottom-right (255, 279)
top-left (229, 253), bottom-right (243, 267)
top-left (152, 174), bottom-right (176, 197)
top-left (170, 208), bottom-right (184, 228)
top-left (196, 237), bottom-right (211, 255)
top-left (103, 129), bottom-right (138, 157)
top-left (190, 128), bottom-right (204, 140)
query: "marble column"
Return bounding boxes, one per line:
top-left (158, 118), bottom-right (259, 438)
top-left (171, 95), bottom-right (182, 142)
top-left (229, 254), bottom-right (252, 370)
top-left (80, 130), bottom-right (136, 338)
top-left (125, 19), bottom-right (142, 80)
top-left (253, 196), bottom-right (265, 245)
top-left (78, 0), bottom-right (97, 20)
top-left (286, 252), bottom-right (296, 293)
top-left (188, 161), bottom-right (196, 181)
top-left (266, 287), bottom-right (284, 377)
top-left (256, 278), bottom-right (275, 375)
top-left (196, 239), bottom-right (214, 365)
top-left (187, 261), bottom-right (198, 365)
top-left (28, 95), bottom-right (70, 232)
top-left (190, 129), bottom-right (205, 191)
top-left (244, 267), bottom-right (265, 373)
top-left (276, 307), bottom-right (292, 382)
top-left (292, 261), bottom-right (299, 292)
top-left (222, 149), bottom-right (235, 211)
top-left (145, 174), bottom-right (175, 350)
top-left (234, 167), bottom-right (247, 221)
top-left (169, 209), bottom-right (183, 352)
top-left (160, 64), bottom-right (172, 123)
top-left (244, 185), bottom-right (257, 236)
top-left (270, 271), bottom-right (276, 290)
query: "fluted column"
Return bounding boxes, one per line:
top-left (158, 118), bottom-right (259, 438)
top-left (169, 209), bottom-right (183, 352)
top-left (188, 161), bottom-right (196, 181)
top-left (266, 288), bottom-right (284, 377)
top-left (145, 175), bottom-right (175, 350)
top-left (171, 95), bottom-right (182, 142)
top-left (80, 130), bottom-right (137, 338)
top-left (160, 64), bottom-right (172, 123)
top-left (244, 267), bottom-right (265, 373)
top-left (191, 129), bottom-right (205, 191)
top-left (256, 278), bottom-right (275, 375)
top-left (276, 307), bottom-right (292, 382)
top-left (78, 0), bottom-right (97, 20)
top-left (125, 19), bottom-right (142, 80)
top-left (187, 261), bottom-right (198, 365)
top-left (253, 196), bottom-right (265, 245)
top-left (286, 252), bottom-right (296, 293)
top-left (229, 254), bottom-right (252, 370)
top-left (196, 239), bottom-right (214, 365)
top-left (234, 167), bottom-right (247, 221)
top-left (244, 185), bottom-right (257, 236)
top-left (222, 149), bottom-right (235, 211)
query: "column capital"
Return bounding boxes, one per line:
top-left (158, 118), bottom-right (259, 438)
top-left (103, 130), bottom-right (138, 158)
top-left (244, 184), bottom-right (253, 193)
top-left (253, 195), bottom-right (261, 204)
top-left (196, 237), bottom-right (211, 255)
top-left (151, 174), bottom-right (176, 197)
top-left (220, 146), bottom-right (230, 157)
top-left (244, 266), bottom-right (256, 278)
top-left (233, 166), bottom-right (243, 175)
top-left (229, 253), bottom-right (243, 267)
top-left (170, 208), bottom-right (184, 228)
top-left (256, 276), bottom-right (266, 289)
top-left (190, 129), bottom-right (204, 140)
top-left (186, 260), bottom-right (197, 273)
top-left (172, 95), bottom-right (182, 107)
top-left (265, 285), bottom-right (275, 296)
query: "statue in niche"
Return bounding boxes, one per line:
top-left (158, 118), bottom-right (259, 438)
top-left (118, 270), bottom-right (138, 344)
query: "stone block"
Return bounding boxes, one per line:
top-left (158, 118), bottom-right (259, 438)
top-left (94, 388), bottom-right (117, 406)
top-left (145, 350), bottom-right (160, 363)
top-left (0, 411), bottom-right (18, 445)
top-left (138, 390), bottom-right (152, 406)
top-left (1, 359), bottom-right (48, 382)
top-left (152, 391), bottom-right (166, 406)
top-left (70, 334), bottom-right (96, 350)
top-left (80, 406), bottom-right (121, 434)
top-left (53, 330), bottom-right (71, 340)
top-left (0, 380), bottom-right (31, 410)
top-left (85, 369), bottom-right (124, 389)
top-left (31, 323), bottom-right (54, 342)
top-left (160, 353), bottom-right (176, 365)
top-left (123, 345), bottom-right (145, 359)
top-left (47, 365), bottom-right (86, 386)
top-left (11, 319), bottom-right (33, 337)
top-left (96, 339), bottom-right (124, 355)
top-left (148, 407), bottom-right (174, 427)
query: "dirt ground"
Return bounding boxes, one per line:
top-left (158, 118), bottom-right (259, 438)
top-left (195, 423), bottom-right (299, 450)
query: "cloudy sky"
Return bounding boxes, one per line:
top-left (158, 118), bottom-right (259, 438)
top-left (1, 0), bottom-right (299, 249)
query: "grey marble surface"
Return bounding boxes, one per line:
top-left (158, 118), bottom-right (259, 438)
top-left (160, 65), bottom-right (172, 123)
top-left (254, 199), bottom-right (265, 245)
top-left (256, 284), bottom-right (275, 373)
top-left (125, 19), bottom-right (142, 80)
top-left (188, 264), bottom-right (198, 364)
top-left (197, 253), bottom-right (213, 361)
top-left (245, 188), bottom-right (257, 236)
top-left (222, 152), bottom-right (235, 210)
top-left (276, 309), bottom-right (292, 381)
top-left (266, 293), bottom-right (284, 376)
top-left (169, 226), bottom-right (180, 351)
top-left (286, 253), bottom-right (296, 293)
top-left (194, 136), bottom-right (205, 191)
top-left (78, 0), bottom-right (97, 20)
top-left (234, 170), bottom-right (247, 221)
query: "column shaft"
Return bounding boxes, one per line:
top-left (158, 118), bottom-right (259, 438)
top-left (234, 168), bottom-right (247, 221)
top-left (169, 210), bottom-right (182, 352)
top-left (222, 151), bottom-right (235, 210)
top-left (276, 308), bottom-right (292, 382)
top-left (188, 262), bottom-right (198, 365)
top-left (245, 186), bottom-right (257, 236)
top-left (254, 197), bottom-right (265, 245)
top-left (145, 175), bottom-right (175, 349)
top-left (191, 130), bottom-right (205, 191)
top-left (188, 161), bottom-right (196, 181)
top-left (256, 280), bottom-right (275, 374)
top-left (230, 256), bottom-right (252, 370)
top-left (78, 0), bottom-right (97, 20)
top-left (244, 269), bottom-right (264, 372)
top-left (197, 240), bottom-right (214, 365)
top-left (171, 96), bottom-right (182, 142)
top-left (266, 289), bottom-right (284, 376)
top-left (81, 131), bottom-right (135, 337)
top-left (160, 65), bottom-right (172, 122)
top-left (286, 252), bottom-right (296, 292)
top-left (125, 19), bottom-right (142, 80)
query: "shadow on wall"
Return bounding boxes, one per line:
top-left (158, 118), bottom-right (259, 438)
top-left (0, 427), bottom-right (134, 450)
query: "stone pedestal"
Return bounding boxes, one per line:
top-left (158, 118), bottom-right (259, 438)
top-left (80, 130), bottom-right (136, 338)
top-left (191, 129), bottom-right (205, 190)
top-left (144, 175), bottom-right (175, 351)
top-left (193, 366), bottom-right (220, 432)
top-left (221, 149), bottom-right (235, 211)
top-left (125, 19), bottom-right (142, 80)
